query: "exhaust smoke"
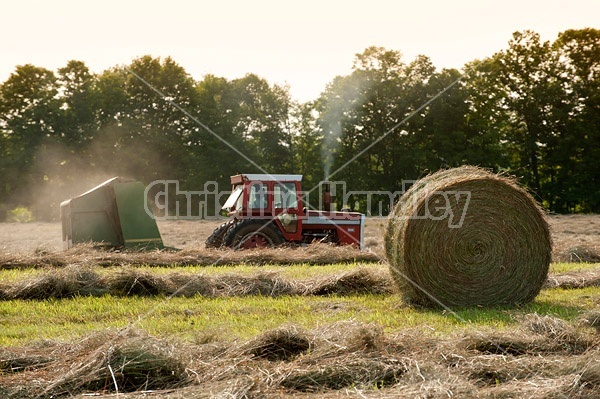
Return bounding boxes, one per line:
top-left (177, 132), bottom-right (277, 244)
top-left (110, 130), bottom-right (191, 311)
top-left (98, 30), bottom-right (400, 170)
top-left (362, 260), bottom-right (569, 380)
top-left (319, 76), bottom-right (369, 181)
top-left (321, 121), bottom-right (340, 182)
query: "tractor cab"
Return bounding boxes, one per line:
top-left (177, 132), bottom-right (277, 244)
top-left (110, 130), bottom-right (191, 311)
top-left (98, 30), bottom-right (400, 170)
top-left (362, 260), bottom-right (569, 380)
top-left (206, 174), bottom-right (364, 250)
top-left (219, 174), bottom-right (304, 242)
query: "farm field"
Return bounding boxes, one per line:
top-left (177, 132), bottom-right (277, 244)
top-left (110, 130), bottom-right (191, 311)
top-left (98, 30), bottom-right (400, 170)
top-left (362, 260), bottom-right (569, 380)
top-left (0, 215), bottom-right (599, 398)
top-left (1, 214), bottom-right (600, 260)
top-left (0, 215), bottom-right (600, 261)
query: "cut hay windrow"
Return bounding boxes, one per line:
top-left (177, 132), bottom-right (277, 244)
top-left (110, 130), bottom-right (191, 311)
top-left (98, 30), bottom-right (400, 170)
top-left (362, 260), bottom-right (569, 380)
top-left (2, 265), bottom-right (103, 300)
top-left (544, 269), bottom-right (600, 289)
top-left (276, 357), bottom-right (407, 392)
top-left (0, 243), bottom-right (381, 270)
top-left (41, 330), bottom-right (191, 396)
top-left (385, 166), bottom-right (552, 308)
top-left (308, 268), bottom-right (396, 296)
top-left (0, 266), bottom-right (393, 300)
top-left (108, 269), bottom-right (174, 296)
top-left (1, 265), bottom-right (596, 301)
top-left (465, 315), bottom-right (596, 357)
top-left (560, 245), bottom-right (600, 263)
top-left (0, 321), bottom-right (599, 398)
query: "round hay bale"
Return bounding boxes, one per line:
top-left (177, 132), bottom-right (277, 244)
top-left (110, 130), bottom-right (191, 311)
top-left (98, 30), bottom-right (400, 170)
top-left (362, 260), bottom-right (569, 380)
top-left (385, 166), bottom-right (551, 307)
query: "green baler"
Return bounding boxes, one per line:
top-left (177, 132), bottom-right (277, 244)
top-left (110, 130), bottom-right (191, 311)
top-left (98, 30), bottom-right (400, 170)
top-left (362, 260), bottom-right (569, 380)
top-left (60, 177), bottom-right (164, 250)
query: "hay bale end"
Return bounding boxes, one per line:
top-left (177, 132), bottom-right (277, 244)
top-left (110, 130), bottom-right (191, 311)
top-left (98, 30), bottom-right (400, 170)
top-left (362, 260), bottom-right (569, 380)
top-left (385, 166), bottom-right (552, 307)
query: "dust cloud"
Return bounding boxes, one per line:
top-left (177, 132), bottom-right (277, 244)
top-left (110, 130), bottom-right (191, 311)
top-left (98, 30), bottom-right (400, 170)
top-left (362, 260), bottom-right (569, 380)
top-left (6, 124), bottom-right (182, 222)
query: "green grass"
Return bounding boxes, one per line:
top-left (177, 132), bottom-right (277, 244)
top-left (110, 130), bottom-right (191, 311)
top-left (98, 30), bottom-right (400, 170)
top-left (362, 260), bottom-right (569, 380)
top-left (0, 262), bottom-right (598, 347)
top-left (549, 262), bottom-right (600, 273)
top-left (0, 267), bottom-right (43, 282)
top-left (1, 284), bottom-right (598, 348)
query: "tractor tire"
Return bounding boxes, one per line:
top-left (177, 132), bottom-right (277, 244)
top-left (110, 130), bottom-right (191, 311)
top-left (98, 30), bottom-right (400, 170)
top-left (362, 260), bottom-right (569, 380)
top-left (205, 220), bottom-right (235, 248)
top-left (222, 219), bottom-right (285, 250)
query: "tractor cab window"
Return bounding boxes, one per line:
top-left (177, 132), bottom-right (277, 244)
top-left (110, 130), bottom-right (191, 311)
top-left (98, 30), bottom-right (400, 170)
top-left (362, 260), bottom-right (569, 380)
top-left (274, 183), bottom-right (298, 209)
top-left (248, 183), bottom-right (267, 209)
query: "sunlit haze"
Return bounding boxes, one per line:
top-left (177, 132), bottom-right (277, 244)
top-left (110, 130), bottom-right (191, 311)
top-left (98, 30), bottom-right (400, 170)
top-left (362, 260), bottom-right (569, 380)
top-left (2, 0), bottom-right (598, 102)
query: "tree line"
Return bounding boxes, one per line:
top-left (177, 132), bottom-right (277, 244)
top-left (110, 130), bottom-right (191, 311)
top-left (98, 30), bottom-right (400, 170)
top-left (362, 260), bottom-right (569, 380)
top-left (0, 28), bottom-right (598, 221)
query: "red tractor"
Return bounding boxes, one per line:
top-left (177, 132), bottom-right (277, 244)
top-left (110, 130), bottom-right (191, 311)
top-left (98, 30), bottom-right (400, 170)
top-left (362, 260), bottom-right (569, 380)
top-left (205, 174), bottom-right (365, 250)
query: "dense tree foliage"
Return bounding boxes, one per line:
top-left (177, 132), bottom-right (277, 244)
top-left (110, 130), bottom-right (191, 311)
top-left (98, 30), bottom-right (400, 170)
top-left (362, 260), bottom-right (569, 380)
top-left (0, 29), bottom-right (598, 220)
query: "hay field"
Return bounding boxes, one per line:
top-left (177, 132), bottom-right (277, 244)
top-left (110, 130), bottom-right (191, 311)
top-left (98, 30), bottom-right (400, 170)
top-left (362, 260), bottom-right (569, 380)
top-left (0, 216), bottom-right (599, 398)
top-left (1, 214), bottom-right (599, 261)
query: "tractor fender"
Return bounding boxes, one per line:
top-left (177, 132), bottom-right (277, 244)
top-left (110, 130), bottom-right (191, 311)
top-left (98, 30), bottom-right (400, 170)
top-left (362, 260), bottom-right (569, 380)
top-left (222, 219), bottom-right (285, 249)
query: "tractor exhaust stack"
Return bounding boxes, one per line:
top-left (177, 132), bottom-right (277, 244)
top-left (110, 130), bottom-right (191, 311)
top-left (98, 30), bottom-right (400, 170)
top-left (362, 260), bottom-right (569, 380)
top-left (321, 181), bottom-right (333, 212)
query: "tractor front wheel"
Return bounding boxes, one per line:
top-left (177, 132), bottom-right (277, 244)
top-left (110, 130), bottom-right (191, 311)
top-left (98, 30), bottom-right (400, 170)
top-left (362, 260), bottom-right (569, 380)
top-left (205, 220), bottom-right (234, 248)
top-left (223, 220), bottom-right (284, 249)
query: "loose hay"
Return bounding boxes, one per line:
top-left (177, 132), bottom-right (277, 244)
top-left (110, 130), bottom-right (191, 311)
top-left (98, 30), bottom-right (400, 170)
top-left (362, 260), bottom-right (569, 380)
top-left (243, 327), bottom-right (311, 361)
top-left (210, 272), bottom-right (297, 297)
top-left (385, 166), bottom-right (552, 307)
top-left (277, 357), bottom-right (406, 392)
top-left (6, 266), bottom-right (597, 302)
top-left (0, 322), bottom-right (598, 398)
top-left (565, 246), bottom-right (600, 263)
top-left (43, 330), bottom-right (191, 396)
top-left (465, 316), bottom-right (595, 357)
top-left (0, 355), bottom-right (51, 374)
top-left (309, 268), bottom-right (395, 296)
top-left (106, 268), bottom-right (173, 296)
top-left (4, 265), bottom-right (102, 300)
top-left (544, 269), bottom-right (600, 289)
top-left (579, 311), bottom-right (600, 332)
top-left (522, 313), bottom-right (573, 340)
top-left (168, 274), bottom-right (216, 297)
top-left (0, 243), bottom-right (380, 270)
top-left (576, 362), bottom-right (600, 391)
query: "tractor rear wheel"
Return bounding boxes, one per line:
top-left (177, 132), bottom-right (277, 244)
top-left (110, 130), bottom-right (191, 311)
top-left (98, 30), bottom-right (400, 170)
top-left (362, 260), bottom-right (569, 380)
top-left (205, 220), bottom-right (234, 248)
top-left (223, 219), bottom-right (284, 249)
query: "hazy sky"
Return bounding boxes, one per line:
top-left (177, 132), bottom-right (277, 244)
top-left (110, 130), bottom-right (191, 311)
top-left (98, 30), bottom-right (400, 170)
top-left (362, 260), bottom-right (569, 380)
top-left (2, 0), bottom-right (598, 101)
